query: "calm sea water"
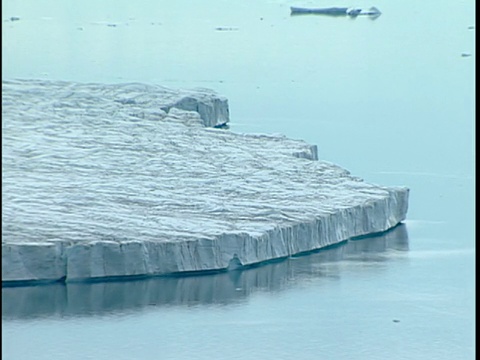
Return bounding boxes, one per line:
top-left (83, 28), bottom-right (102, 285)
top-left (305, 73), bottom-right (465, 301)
top-left (2, 0), bottom-right (475, 359)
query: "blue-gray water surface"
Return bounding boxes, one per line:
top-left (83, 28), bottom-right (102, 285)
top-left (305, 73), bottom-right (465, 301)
top-left (2, 0), bottom-right (475, 359)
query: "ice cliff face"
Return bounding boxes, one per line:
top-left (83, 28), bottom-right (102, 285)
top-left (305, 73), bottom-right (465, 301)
top-left (2, 79), bottom-right (409, 284)
top-left (2, 225), bottom-right (409, 319)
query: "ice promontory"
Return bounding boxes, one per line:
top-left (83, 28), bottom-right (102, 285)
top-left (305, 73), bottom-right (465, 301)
top-left (2, 79), bottom-right (409, 284)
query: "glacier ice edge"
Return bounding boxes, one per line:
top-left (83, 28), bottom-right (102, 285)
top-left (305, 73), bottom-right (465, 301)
top-left (3, 199), bottom-right (408, 284)
top-left (1, 80), bottom-right (409, 285)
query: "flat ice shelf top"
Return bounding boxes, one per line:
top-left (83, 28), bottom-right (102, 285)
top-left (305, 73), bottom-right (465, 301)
top-left (2, 79), bottom-right (409, 283)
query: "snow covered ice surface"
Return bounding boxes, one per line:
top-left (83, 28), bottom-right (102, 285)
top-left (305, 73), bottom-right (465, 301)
top-left (2, 79), bottom-right (409, 284)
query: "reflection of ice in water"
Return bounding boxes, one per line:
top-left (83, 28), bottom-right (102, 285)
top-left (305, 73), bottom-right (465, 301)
top-left (2, 224), bottom-right (409, 320)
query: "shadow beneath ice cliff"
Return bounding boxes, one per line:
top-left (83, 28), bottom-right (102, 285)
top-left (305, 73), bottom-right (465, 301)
top-left (2, 224), bottom-right (409, 320)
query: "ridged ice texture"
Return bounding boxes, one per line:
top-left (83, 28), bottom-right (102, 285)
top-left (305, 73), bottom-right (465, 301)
top-left (2, 79), bottom-right (409, 283)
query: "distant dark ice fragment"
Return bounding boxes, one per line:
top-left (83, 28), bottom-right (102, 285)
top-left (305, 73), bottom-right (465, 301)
top-left (215, 27), bottom-right (238, 31)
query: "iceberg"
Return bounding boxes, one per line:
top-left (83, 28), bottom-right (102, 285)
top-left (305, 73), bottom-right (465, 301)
top-left (2, 79), bottom-right (409, 284)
